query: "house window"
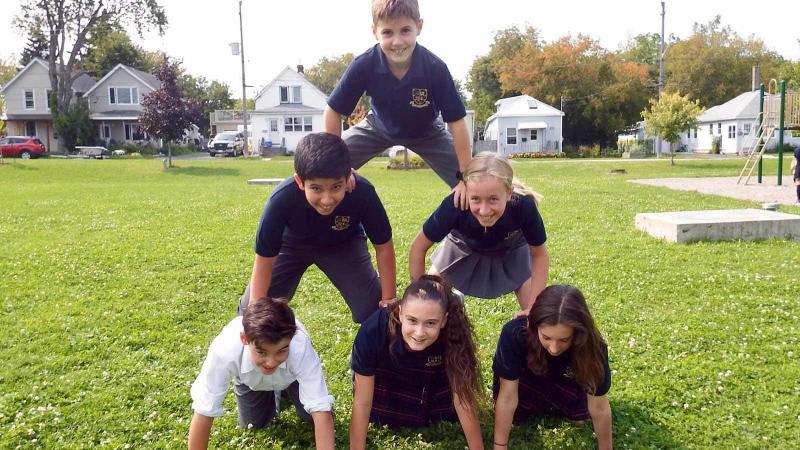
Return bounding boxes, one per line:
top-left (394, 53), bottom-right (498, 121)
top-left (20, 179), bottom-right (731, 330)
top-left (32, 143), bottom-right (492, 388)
top-left (506, 128), bottom-right (517, 145)
top-left (530, 129), bottom-right (537, 140)
top-left (717, 123), bottom-right (721, 135)
top-left (693, 128), bottom-right (698, 138)
top-left (743, 123), bottom-right (751, 135)
top-left (709, 125), bottom-right (713, 135)
top-left (279, 86), bottom-right (302, 104)
top-left (109, 87), bottom-right (139, 105)
top-left (270, 119), bottom-right (278, 132)
top-left (284, 116), bottom-right (312, 132)
top-left (728, 125), bottom-right (736, 139)
top-left (101, 124), bottom-right (111, 139)
top-left (25, 121), bottom-right (37, 136)
top-left (124, 123), bottom-right (146, 140)
top-left (45, 89), bottom-right (52, 111)
top-left (24, 89), bottom-right (35, 109)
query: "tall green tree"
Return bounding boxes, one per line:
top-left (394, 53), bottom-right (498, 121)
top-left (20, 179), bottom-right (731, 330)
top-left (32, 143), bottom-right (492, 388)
top-left (19, 21), bottom-right (49, 67)
top-left (665, 16), bottom-right (784, 108)
top-left (642, 91), bottom-right (704, 165)
top-left (81, 24), bottom-right (153, 79)
top-left (304, 54), bottom-right (354, 94)
top-left (1, 56), bottom-right (18, 135)
top-left (14, 0), bottom-right (167, 153)
top-left (497, 34), bottom-right (650, 146)
top-left (466, 26), bottom-right (540, 131)
top-left (619, 33), bottom-right (663, 88)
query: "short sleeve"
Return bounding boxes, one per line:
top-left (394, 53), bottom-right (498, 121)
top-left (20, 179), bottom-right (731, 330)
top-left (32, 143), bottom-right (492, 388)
top-left (254, 188), bottom-right (291, 257)
top-left (327, 55), bottom-right (367, 116)
top-left (421, 194), bottom-right (459, 243)
top-left (350, 309), bottom-right (387, 376)
top-left (290, 334), bottom-right (335, 413)
top-left (492, 318), bottom-right (529, 381)
top-left (593, 344), bottom-right (612, 396)
top-left (431, 62), bottom-right (466, 123)
top-left (358, 181), bottom-right (392, 245)
top-left (517, 195), bottom-right (547, 247)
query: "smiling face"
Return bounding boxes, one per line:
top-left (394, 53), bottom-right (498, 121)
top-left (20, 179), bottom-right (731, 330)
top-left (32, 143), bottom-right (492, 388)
top-left (399, 296), bottom-right (447, 352)
top-left (240, 332), bottom-right (292, 375)
top-left (294, 175), bottom-right (346, 216)
top-left (537, 323), bottom-right (575, 357)
top-left (372, 16), bottom-right (422, 70)
top-left (467, 175), bottom-right (513, 227)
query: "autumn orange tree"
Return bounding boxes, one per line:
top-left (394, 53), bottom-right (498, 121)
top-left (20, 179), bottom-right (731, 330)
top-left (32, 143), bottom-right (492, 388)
top-left (496, 34), bottom-right (650, 146)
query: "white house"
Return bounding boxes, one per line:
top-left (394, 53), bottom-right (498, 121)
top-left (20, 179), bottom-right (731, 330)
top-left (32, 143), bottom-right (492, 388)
top-left (249, 65), bottom-right (327, 153)
top-left (684, 90), bottom-right (799, 154)
top-left (483, 95), bottom-right (563, 155)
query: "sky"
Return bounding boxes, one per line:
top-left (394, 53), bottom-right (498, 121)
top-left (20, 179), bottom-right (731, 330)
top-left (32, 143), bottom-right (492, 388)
top-left (1, 0), bottom-right (799, 99)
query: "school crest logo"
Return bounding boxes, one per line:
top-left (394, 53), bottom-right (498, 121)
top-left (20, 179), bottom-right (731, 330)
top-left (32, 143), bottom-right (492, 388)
top-left (425, 355), bottom-right (443, 367)
top-left (410, 88), bottom-right (431, 108)
top-left (331, 216), bottom-right (351, 231)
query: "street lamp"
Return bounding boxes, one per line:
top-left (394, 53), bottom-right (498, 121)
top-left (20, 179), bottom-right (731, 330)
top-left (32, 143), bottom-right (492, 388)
top-left (231, 0), bottom-right (249, 155)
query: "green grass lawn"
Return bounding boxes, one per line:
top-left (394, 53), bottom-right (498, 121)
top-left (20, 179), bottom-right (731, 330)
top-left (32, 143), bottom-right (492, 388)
top-left (1, 156), bottom-right (798, 449)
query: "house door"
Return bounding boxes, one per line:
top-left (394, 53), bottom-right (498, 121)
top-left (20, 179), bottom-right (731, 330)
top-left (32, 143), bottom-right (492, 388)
top-left (25, 121), bottom-right (37, 137)
top-left (519, 129), bottom-right (540, 152)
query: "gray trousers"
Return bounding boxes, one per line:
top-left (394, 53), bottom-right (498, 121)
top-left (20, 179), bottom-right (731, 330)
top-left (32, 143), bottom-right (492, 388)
top-left (239, 236), bottom-right (381, 323)
top-left (343, 113), bottom-right (460, 187)
top-left (234, 380), bottom-right (311, 429)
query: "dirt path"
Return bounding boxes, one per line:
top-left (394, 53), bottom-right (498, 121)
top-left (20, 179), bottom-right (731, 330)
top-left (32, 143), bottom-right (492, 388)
top-left (629, 176), bottom-right (799, 206)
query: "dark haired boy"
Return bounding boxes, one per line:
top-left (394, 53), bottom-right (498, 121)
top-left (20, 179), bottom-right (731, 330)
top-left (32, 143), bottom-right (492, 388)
top-left (188, 298), bottom-right (334, 449)
top-left (323, 0), bottom-right (471, 209)
top-left (241, 132), bottom-right (397, 323)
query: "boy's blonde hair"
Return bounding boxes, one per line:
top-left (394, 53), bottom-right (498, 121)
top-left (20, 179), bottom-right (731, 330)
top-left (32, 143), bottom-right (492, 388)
top-left (463, 152), bottom-right (542, 204)
top-left (371, 0), bottom-right (420, 24)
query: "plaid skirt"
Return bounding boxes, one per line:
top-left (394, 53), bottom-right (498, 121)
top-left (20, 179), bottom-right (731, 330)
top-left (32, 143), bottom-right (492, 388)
top-left (430, 231), bottom-right (531, 299)
top-left (369, 366), bottom-right (457, 428)
top-left (494, 370), bottom-right (590, 423)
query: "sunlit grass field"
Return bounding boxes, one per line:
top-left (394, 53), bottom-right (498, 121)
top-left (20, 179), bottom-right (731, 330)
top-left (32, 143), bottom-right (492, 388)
top-left (1, 155), bottom-right (798, 449)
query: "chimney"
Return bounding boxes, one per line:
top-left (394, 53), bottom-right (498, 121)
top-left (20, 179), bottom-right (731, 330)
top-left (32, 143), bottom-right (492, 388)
top-left (297, 64), bottom-right (304, 74)
top-left (752, 66), bottom-right (760, 91)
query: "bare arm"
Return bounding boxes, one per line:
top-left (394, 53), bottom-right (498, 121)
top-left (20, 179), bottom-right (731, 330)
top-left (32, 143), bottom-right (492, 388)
top-left (323, 105), bottom-right (343, 137)
top-left (525, 244), bottom-right (549, 310)
top-left (588, 394), bottom-right (613, 450)
top-left (349, 374), bottom-right (375, 450)
top-left (249, 254), bottom-right (276, 304)
top-left (453, 392), bottom-right (484, 450)
top-left (311, 411), bottom-right (336, 450)
top-left (373, 240), bottom-right (397, 306)
top-left (448, 118), bottom-right (472, 210)
top-left (409, 231), bottom-right (435, 281)
top-left (493, 378), bottom-right (518, 450)
top-left (187, 413), bottom-right (214, 450)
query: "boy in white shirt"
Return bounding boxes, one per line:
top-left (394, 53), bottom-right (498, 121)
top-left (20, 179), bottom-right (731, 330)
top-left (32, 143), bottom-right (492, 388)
top-left (188, 298), bottom-right (334, 449)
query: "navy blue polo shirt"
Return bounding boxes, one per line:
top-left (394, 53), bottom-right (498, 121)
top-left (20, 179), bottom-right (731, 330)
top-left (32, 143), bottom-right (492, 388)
top-left (327, 43), bottom-right (466, 139)
top-left (423, 193), bottom-right (547, 252)
top-left (351, 309), bottom-right (446, 376)
top-left (493, 317), bottom-right (611, 396)
top-left (254, 174), bottom-right (392, 257)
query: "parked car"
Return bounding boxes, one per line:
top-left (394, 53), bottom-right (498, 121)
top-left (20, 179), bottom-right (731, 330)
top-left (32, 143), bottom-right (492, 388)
top-left (0, 136), bottom-right (47, 159)
top-left (208, 132), bottom-right (243, 157)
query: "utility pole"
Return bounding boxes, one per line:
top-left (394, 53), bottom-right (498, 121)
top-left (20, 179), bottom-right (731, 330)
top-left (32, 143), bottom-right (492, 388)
top-left (238, 0), bottom-right (249, 156)
top-left (657, 0), bottom-right (665, 158)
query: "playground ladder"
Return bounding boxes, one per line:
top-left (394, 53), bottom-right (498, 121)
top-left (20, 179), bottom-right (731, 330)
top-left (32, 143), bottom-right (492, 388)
top-left (737, 123), bottom-right (776, 185)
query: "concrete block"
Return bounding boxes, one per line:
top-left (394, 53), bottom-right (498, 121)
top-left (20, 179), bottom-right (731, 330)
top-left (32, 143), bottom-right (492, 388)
top-left (634, 209), bottom-right (800, 243)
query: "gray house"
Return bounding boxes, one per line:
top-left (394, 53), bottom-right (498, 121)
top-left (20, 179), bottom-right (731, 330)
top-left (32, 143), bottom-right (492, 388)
top-left (82, 63), bottom-right (161, 145)
top-left (0, 58), bottom-right (95, 153)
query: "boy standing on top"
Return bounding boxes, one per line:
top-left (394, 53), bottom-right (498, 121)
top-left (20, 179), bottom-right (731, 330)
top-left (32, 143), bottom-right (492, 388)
top-left (241, 132), bottom-right (397, 324)
top-left (324, 0), bottom-right (471, 208)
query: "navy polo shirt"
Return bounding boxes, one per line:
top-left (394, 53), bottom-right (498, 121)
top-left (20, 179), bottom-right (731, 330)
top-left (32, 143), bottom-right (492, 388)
top-left (351, 309), bottom-right (446, 376)
top-left (254, 174), bottom-right (392, 257)
top-left (327, 43), bottom-right (466, 139)
top-left (423, 193), bottom-right (547, 252)
top-left (493, 317), bottom-right (611, 396)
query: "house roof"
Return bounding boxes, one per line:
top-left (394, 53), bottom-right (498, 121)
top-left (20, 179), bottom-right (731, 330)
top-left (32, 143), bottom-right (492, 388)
top-left (252, 66), bottom-right (328, 103)
top-left (0, 58), bottom-right (97, 95)
top-left (83, 64), bottom-right (159, 97)
top-left (250, 103), bottom-right (324, 115)
top-left (485, 95), bottom-right (563, 127)
top-left (698, 90), bottom-right (759, 123)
